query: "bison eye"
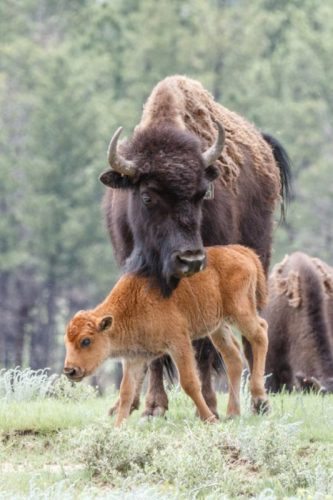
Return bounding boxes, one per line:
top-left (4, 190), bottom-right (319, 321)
top-left (193, 190), bottom-right (207, 203)
top-left (141, 193), bottom-right (152, 206)
top-left (81, 338), bottom-right (91, 348)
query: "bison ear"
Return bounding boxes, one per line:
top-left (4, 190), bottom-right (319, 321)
top-left (99, 170), bottom-right (134, 189)
top-left (286, 271), bottom-right (301, 308)
top-left (205, 165), bottom-right (220, 182)
top-left (99, 315), bottom-right (113, 331)
top-left (275, 270), bottom-right (301, 308)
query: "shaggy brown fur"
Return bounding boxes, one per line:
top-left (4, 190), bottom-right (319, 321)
top-left (312, 258), bottom-right (333, 351)
top-left (64, 245), bottom-right (269, 426)
top-left (138, 76), bottom-right (281, 193)
top-left (100, 75), bottom-right (291, 418)
top-left (263, 252), bottom-right (333, 393)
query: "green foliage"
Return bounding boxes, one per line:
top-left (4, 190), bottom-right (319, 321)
top-left (1, 0), bottom-right (333, 368)
top-left (1, 385), bottom-right (332, 498)
top-left (76, 417), bottom-right (313, 497)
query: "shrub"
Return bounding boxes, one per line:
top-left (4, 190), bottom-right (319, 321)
top-left (0, 368), bottom-right (97, 402)
top-left (0, 367), bottom-right (57, 402)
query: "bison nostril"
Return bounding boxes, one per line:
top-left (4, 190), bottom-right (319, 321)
top-left (177, 251), bottom-right (205, 264)
top-left (174, 251), bottom-right (206, 277)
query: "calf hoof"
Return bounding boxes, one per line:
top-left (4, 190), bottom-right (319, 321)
top-left (196, 408), bottom-right (219, 419)
top-left (108, 399), bottom-right (119, 416)
top-left (205, 414), bottom-right (219, 424)
top-left (141, 404), bottom-right (168, 419)
top-left (109, 398), bottom-right (140, 416)
top-left (252, 397), bottom-right (270, 415)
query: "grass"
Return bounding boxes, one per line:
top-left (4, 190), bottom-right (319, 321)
top-left (0, 370), bottom-right (333, 499)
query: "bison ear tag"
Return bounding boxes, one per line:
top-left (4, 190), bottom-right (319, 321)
top-left (204, 183), bottom-right (214, 200)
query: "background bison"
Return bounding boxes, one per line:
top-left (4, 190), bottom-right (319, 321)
top-left (264, 252), bottom-right (333, 393)
top-left (100, 75), bottom-right (291, 417)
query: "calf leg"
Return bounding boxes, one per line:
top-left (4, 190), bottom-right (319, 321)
top-left (210, 324), bottom-right (243, 417)
top-left (115, 359), bottom-right (146, 427)
top-left (169, 338), bottom-right (217, 422)
top-left (242, 337), bottom-right (253, 371)
top-left (142, 357), bottom-right (169, 418)
top-left (235, 310), bottom-right (269, 413)
top-left (193, 338), bottom-right (218, 417)
top-left (109, 362), bottom-right (147, 416)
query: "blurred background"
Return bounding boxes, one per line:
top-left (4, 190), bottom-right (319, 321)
top-left (0, 0), bottom-right (332, 384)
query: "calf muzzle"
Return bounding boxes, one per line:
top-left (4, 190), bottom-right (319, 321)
top-left (63, 365), bottom-right (84, 381)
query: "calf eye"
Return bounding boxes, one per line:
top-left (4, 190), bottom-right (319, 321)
top-left (141, 193), bottom-right (152, 206)
top-left (81, 338), bottom-right (91, 348)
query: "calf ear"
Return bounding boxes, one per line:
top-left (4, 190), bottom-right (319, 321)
top-left (99, 316), bottom-right (113, 331)
top-left (99, 170), bottom-right (134, 189)
top-left (205, 165), bottom-right (220, 182)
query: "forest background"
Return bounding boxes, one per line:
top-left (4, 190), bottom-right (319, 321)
top-left (1, 0), bottom-right (332, 376)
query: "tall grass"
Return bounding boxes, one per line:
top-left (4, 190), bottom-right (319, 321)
top-left (0, 367), bottom-right (97, 403)
top-left (0, 368), bottom-right (332, 499)
top-left (0, 368), bottom-right (57, 402)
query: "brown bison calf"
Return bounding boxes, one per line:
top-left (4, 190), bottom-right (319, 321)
top-left (64, 245), bottom-right (269, 426)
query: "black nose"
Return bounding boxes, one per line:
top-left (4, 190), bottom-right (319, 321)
top-left (174, 250), bottom-right (206, 277)
top-left (63, 366), bottom-right (78, 379)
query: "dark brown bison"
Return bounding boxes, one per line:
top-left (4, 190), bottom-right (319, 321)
top-left (99, 75), bottom-right (291, 417)
top-left (312, 258), bottom-right (333, 341)
top-left (64, 245), bottom-right (269, 426)
top-left (263, 252), bottom-right (333, 393)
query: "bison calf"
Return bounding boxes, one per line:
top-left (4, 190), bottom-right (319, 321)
top-left (64, 245), bottom-right (269, 426)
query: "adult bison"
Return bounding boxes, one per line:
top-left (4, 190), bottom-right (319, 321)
top-left (263, 252), bottom-right (333, 393)
top-left (100, 75), bottom-right (291, 417)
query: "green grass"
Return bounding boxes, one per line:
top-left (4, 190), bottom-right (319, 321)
top-left (0, 373), bottom-right (333, 499)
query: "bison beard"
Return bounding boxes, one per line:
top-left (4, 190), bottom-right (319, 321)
top-left (100, 75), bottom-right (292, 418)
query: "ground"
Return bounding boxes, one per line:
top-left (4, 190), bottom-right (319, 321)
top-left (0, 370), bottom-right (332, 499)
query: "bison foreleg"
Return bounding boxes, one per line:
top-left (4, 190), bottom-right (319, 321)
top-left (141, 357), bottom-right (169, 418)
top-left (193, 338), bottom-right (219, 417)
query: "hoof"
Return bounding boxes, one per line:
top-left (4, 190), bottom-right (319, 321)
top-left (141, 404), bottom-right (167, 419)
top-left (109, 399), bottom-right (140, 417)
top-left (252, 397), bottom-right (270, 415)
top-left (225, 412), bottom-right (240, 420)
top-left (196, 408), bottom-right (219, 419)
top-left (108, 400), bottom-right (119, 416)
top-left (205, 414), bottom-right (219, 424)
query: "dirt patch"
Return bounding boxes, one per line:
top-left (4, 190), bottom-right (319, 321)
top-left (1, 428), bottom-right (58, 443)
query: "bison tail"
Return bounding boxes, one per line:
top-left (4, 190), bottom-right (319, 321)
top-left (262, 132), bottom-right (293, 222)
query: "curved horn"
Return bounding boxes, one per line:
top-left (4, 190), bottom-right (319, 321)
top-left (107, 127), bottom-right (136, 177)
top-left (202, 121), bottom-right (225, 167)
